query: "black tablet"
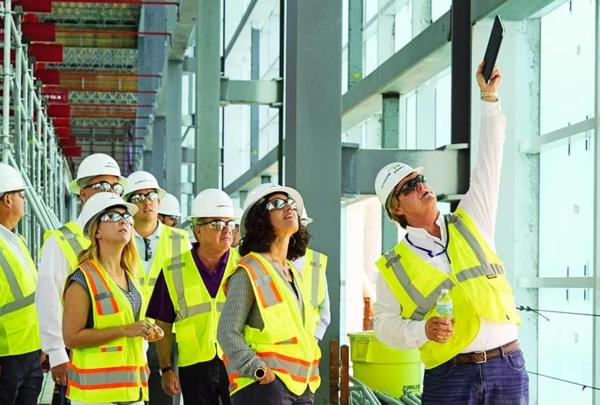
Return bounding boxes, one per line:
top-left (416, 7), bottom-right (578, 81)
top-left (482, 15), bottom-right (504, 83)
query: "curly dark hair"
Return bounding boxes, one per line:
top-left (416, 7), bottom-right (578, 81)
top-left (239, 194), bottom-right (310, 261)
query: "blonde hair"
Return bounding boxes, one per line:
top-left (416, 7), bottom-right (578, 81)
top-left (386, 193), bottom-right (408, 228)
top-left (78, 216), bottom-right (139, 277)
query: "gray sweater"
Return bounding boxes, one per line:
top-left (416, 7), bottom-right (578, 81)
top-left (217, 262), bottom-right (303, 378)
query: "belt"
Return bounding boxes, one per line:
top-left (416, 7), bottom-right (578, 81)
top-left (453, 340), bottom-right (520, 365)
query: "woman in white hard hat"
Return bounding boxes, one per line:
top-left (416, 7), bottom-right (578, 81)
top-left (158, 193), bottom-right (182, 227)
top-left (217, 184), bottom-right (320, 405)
top-left (63, 192), bottom-right (163, 405)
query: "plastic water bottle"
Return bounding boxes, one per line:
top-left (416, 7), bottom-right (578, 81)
top-left (436, 289), bottom-right (453, 320)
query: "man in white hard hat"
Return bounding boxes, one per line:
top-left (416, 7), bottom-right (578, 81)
top-left (158, 193), bottom-right (182, 227)
top-left (292, 207), bottom-right (330, 340)
top-left (35, 153), bottom-right (127, 400)
top-left (123, 170), bottom-right (190, 405)
top-left (146, 188), bottom-right (239, 404)
top-left (373, 65), bottom-right (527, 403)
top-left (0, 163), bottom-right (43, 404)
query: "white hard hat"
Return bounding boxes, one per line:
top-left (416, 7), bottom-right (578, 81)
top-left (300, 206), bottom-right (313, 226)
top-left (0, 163), bottom-right (28, 194)
top-left (79, 192), bottom-right (138, 234)
top-left (123, 171), bottom-right (166, 200)
top-left (233, 204), bottom-right (243, 224)
top-left (68, 153), bottom-right (127, 195)
top-left (374, 162), bottom-right (423, 210)
top-left (241, 183), bottom-right (304, 229)
top-left (189, 188), bottom-right (234, 219)
top-left (158, 193), bottom-right (182, 217)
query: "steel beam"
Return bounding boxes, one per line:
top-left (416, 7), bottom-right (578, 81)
top-left (342, 144), bottom-right (469, 197)
top-left (195, 0), bottom-right (221, 192)
top-left (381, 92), bottom-right (400, 253)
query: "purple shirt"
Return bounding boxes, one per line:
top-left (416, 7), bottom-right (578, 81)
top-left (146, 244), bottom-right (230, 323)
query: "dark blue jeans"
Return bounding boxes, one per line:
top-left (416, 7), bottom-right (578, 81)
top-left (423, 349), bottom-right (529, 405)
top-left (231, 377), bottom-right (313, 405)
top-left (0, 350), bottom-right (43, 405)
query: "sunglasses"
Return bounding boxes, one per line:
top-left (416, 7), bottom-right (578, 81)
top-left (85, 181), bottom-right (124, 196)
top-left (397, 174), bottom-right (427, 196)
top-left (198, 219), bottom-right (237, 231)
top-left (265, 198), bottom-right (297, 211)
top-left (163, 215), bottom-right (179, 222)
top-left (130, 191), bottom-right (159, 204)
top-left (99, 211), bottom-right (134, 225)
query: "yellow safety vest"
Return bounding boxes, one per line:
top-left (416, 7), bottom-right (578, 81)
top-left (0, 235), bottom-right (40, 356)
top-left (162, 247), bottom-right (240, 366)
top-left (67, 260), bottom-right (149, 403)
top-left (224, 253), bottom-right (321, 396)
top-left (43, 221), bottom-right (90, 271)
top-left (376, 209), bottom-right (521, 369)
top-left (136, 225), bottom-right (189, 303)
top-left (300, 248), bottom-right (327, 322)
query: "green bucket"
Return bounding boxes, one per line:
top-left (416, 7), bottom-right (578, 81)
top-left (348, 331), bottom-right (422, 398)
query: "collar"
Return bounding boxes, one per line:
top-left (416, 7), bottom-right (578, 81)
top-left (405, 211), bottom-right (447, 244)
top-left (134, 220), bottom-right (162, 240)
top-left (0, 223), bottom-right (19, 243)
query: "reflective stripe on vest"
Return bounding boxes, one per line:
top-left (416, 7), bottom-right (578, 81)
top-left (68, 364), bottom-right (149, 390)
top-left (239, 255), bottom-right (283, 308)
top-left (308, 252), bottom-right (323, 308)
top-left (383, 251), bottom-right (454, 320)
top-left (80, 261), bottom-right (119, 316)
top-left (58, 225), bottom-right (86, 257)
top-left (448, 215), bottom-right (506, 280)
top-left (258, 352), bottom-right (320, 383)
top-left (0, 245), bottom-right (36, 316)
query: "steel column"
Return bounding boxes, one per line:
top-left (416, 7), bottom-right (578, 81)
top-left (450, 0), bottom-right (471, 145)
top-left (381, 92), bottom-right (400, 252)
top-left (347, 0), bottom-right (363, 88)
top-left (284, 1), bottom-right (342, 403)
top-left (165, 60), bottom-right (183, 197)
top-left (152, 117), bottom-right (166, 186)
top-left (250, 28), bottom-right (260, 166)
top-left (195, 0), bottom-right (221, 191)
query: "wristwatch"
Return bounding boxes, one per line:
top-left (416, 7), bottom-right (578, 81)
top-left (253, 366), bottom-right (266, 380)
top-left (159, 366), bottom-right (172, 376)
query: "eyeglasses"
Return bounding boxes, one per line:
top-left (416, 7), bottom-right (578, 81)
top-left (198, 219), bottom-right (237, 231)
top-left (130, 191), bottom-right (159, 204)
top-left (265, 198), bottom-right (297, 211)
top-left (85, 181), bottom-right (124, 196)
top-left (397, 174), bottom-right (427, 196)
top-left (165, 215), bottom-right (179, 222)
top-left (99, 211), bottom-right (134, 225)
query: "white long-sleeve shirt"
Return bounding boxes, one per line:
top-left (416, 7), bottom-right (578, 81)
top-left (35, 215), bottom-right (85, 368)
top-left (374, 100), bottom-right (519, 353)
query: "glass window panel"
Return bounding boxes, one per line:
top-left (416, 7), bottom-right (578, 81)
top-left (394, 1), bottom-right (412, 51)
top-left (540, 0), bottom-right (595, 134)
top-left (435, 71), bottom-right (451, 148)
top-left (405, 92), bottom-right (416, 149)
top-left (431, 0), bottom-right (452, 22)
top-left (538, 289), bottom-right (592, 404)
top-left (223, 105), bottom-right (251, 185)
top-left (539, 137), bottom-right (594, 278)
top-left (364, 33), bottom-right (378, 75)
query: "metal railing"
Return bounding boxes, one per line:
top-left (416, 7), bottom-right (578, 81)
top-left (1, 0), bottom-right (67, 260)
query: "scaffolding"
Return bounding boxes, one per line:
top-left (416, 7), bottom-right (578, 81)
top-left (1, 0), bottom-right (66, 261)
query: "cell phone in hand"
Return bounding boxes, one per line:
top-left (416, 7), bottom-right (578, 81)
top-left (482, 15), bottom-right (504, 83)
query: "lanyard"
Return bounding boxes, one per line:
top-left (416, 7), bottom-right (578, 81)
top-left (405, 216), bottom-right (452, 262)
